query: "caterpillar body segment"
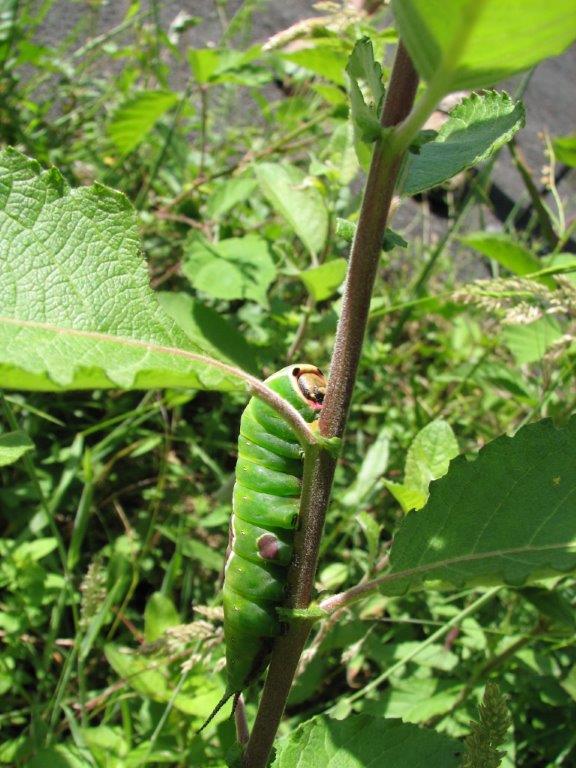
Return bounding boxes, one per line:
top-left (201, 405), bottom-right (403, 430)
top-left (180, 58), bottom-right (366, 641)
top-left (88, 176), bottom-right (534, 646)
top-left (198, 364), bottom-right (326, 732)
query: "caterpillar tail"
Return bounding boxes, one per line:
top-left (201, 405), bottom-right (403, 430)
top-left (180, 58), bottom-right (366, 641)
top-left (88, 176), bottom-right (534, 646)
top-left (197, 689), bottom-right (240, 734)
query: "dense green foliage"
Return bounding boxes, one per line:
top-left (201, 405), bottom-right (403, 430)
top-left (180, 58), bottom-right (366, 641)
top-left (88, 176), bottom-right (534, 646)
top-left (0, 2), bottom-right (575, 767)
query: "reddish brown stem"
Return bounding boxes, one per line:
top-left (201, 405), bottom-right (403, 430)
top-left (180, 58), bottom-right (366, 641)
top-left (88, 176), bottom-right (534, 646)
top-left (242, 43), bottom-right (418, 768)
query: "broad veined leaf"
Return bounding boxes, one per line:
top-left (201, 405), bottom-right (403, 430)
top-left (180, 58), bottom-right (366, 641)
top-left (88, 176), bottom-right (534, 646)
top-left (346, 37), bottom-right (386, 143)
top-left (402, 91), bottom-right (524, 196)
top-left (271, 714), bottom-right (462, 768)
top-left (254, 162), bottom-right (328, 257)
top-left (299, 259), bottom-right (347, 302)
top-left (0, 430), bottom-right (34, 466)
top-left (157, 292), bottom-right (259, 374)
top-left (393, 0), bottom-right (576, 92)
top-left (461, 232), bottom-right (555, 288)
top-left (385, 420), bottom-right (458, 513)
top-left (181, 235), bottom-right (276, 307)
top-left (108, 90), bottom-right (178, 155)
top-left (0, 149), bottom-right (241, 392)
top-left (382, 416), bottom-right (576, 595)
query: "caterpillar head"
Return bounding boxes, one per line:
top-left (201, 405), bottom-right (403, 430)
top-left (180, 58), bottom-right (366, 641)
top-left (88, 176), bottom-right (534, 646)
top-left (291, 364), bottom-right (326, 412)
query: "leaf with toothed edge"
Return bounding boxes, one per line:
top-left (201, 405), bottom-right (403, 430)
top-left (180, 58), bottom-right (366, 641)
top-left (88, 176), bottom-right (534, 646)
top-left (0, 148), bottom-right (243, 393)
top-left (401, 91), bottom-right (525, 196)
top-left (381, 416), bottom-right (576, 596)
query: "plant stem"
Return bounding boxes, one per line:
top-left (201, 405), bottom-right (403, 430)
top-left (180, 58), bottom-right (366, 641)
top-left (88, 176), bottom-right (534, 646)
top-left (508, 138), bottom-right (559, 249)
top-left (242, 43), bottom-right (419, 768)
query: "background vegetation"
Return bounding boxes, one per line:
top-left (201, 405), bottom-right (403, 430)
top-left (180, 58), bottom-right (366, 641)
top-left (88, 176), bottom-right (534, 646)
top-left (0, 2), bottom-right (575, 766)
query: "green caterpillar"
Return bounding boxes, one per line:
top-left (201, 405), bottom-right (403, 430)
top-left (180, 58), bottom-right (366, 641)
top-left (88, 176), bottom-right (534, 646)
top-left (200, 364), bottom-right (326, 730)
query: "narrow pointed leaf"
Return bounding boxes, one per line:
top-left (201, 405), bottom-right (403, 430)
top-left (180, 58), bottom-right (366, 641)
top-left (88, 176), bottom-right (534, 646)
top-left (462, 232), bottom-right (556, 288)
top-left (346, 37), bottom-right (386, 143)
top-left (254, 162), bottom-right (328, 257)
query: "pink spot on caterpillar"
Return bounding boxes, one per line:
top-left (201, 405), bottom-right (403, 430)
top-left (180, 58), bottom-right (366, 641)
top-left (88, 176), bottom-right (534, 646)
top-left (257, 533), bottom-right (280, 561)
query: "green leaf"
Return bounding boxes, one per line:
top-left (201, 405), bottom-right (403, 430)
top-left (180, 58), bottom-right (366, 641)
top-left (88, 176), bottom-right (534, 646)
top-left (521, 586), bottom-right (576, 631)
top-left (553, 134), bottom-right (576, 168)
top-left (0, 430), bottom-right (34, 466)
top-left (144, 592), bottom-right (180, 643)
top-left (182, 235), bottom-right (276, 307)
top-left (335, 218), bottom-right (356, 243)
top-left (299, 259), bottom-right (347, 302)
top-left (364, 678), bottom-right (460, 723)
top-left (462, 232), bottom-right (555, 288)
top-left (284, 43), bottom-right (347, 86)
top-left (342, 426), bottom-right (390, 507)
top-left (357, 510), bottom-right (382, 568)
top-left (254, 163), bottom-right (328, 256)
top-left (271, 714), bottom-right (462, 768)
top-left (205, 177), bottom-right (258, 219)
top-left (502, 316), bottom-right (563, 364)
top-left (404, 420), bottom-right (459, 493)
top-left (383, 481), bottom-right (428, 514)
top-left (158, 292), bottom-right (259, 374)
top-left (384, 416), bottom-right (576, 595)
top-left (108, 91), bottom-right (178, 155)
top-left (393, 0), bottom-right (576, 91)
top-left (182, 538), bottom-right (224, 572)
top-left (346, 38), bottom-right (385, 143)
top-left (336, 218), bottom-right (407, 252)
top-left (0, 149), bottom-right (239, 393)
top-left (27, 746), bottom-right (88, 768)
top-left (188, 46), bottom-right (261, 85)
top-left (402, 91), bottom-right (525, 196)
top-left (104, 644), bottom-right (169, 701)
top-left (385, 420), bottom-right (459, 513)
top-left (382, 228), bottom-right (408, 252)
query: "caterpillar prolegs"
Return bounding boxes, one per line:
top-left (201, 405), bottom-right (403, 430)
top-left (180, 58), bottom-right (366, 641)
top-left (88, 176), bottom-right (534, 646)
top-left (199, 364), bottom-right (326, 731)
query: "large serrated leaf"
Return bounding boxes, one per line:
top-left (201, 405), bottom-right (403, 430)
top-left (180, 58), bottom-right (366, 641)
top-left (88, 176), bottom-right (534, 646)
top-left (382, 416), bottom-right (576, 595)
top-left (0, 149), bottom-right (241, 392)
top-left (271, 714), bottom-right (462, 768)
top-left (393, 0), bottom-right (576, 92)
top-left (401, 91), bottom-right (524, 196)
